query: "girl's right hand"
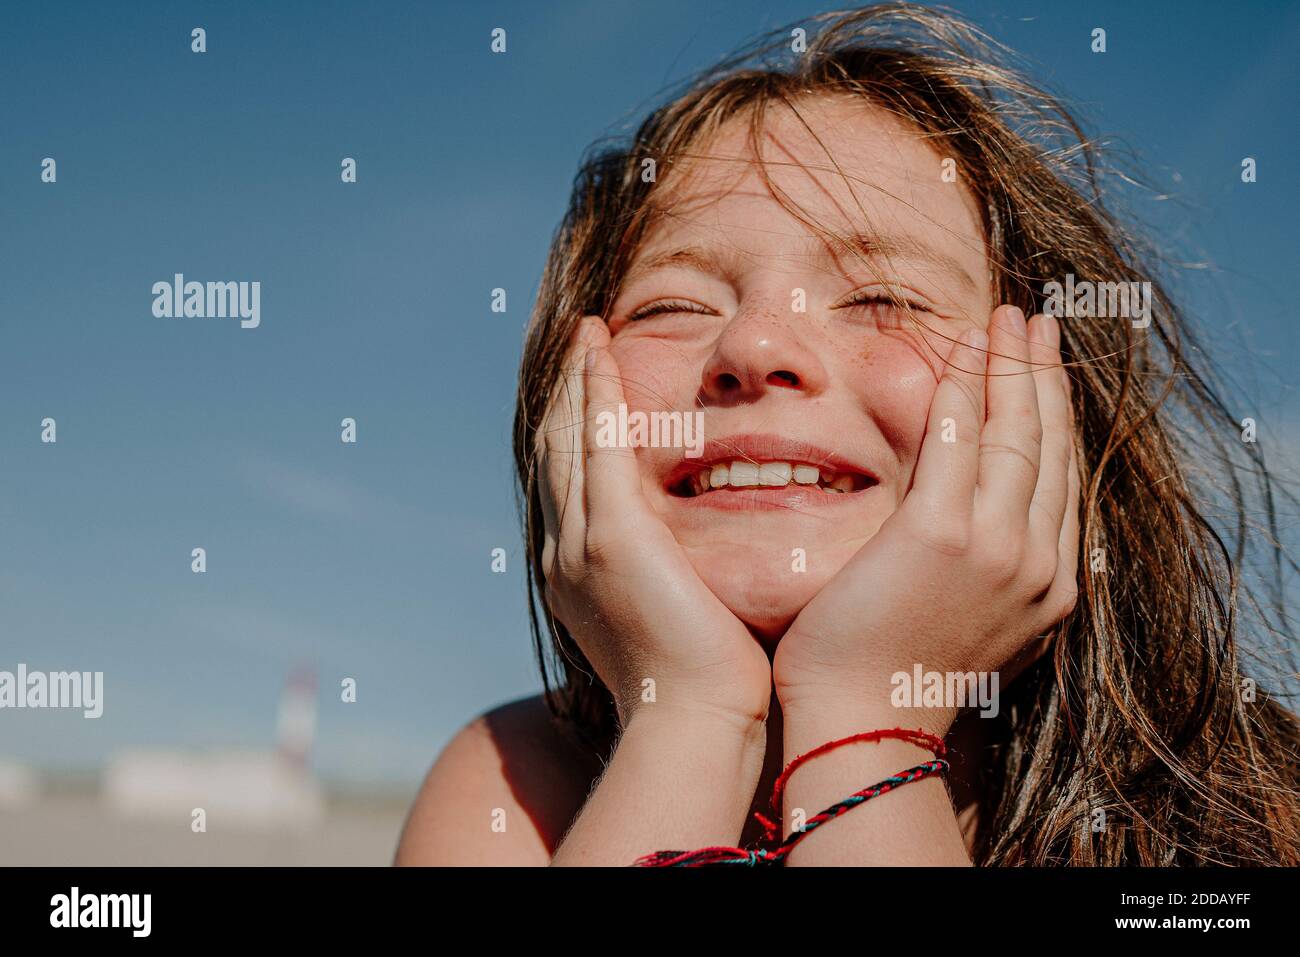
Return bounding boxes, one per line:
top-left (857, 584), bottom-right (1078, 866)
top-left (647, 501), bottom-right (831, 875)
top-left (537, 316), bottom-right (773, 730)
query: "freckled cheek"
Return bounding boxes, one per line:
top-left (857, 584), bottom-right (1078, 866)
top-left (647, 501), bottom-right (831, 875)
top-left (607, 339), bottom-right (702, 497)
top-left (608, 339), bottom-right (700, 414)
top-left (855, 347), bottom-right (941, 469)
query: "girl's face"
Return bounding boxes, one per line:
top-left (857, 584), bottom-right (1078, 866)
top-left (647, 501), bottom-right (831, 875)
top-left (606, 96), bottom-right (993, 640)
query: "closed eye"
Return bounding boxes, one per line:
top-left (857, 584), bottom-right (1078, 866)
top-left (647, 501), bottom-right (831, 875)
top-left (626, 299), bottom-right (715, 321)
top-left (836, 290), bottom-right (931, 313)
top-left (835, 290), bottom-right (933, 329)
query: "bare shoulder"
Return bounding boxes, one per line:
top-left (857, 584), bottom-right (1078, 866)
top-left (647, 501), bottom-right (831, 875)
top-left (393, 693), bottom-right (606, 866)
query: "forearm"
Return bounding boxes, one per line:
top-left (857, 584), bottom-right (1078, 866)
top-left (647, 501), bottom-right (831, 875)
top-left (780, 699), bottom-right (971, 866)
top-left (550, 705), bottom-right (767, 866)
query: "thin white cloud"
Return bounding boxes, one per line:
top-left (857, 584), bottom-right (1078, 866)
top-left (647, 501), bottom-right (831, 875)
top-left (229, 448), bottom-right (433, 532)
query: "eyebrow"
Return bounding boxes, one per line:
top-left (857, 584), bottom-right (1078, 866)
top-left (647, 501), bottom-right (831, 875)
top-left (623, 232), bottom-right (980, 295)
top-left (622, 246), bottom-right (734, 285)
top-left (834, 232), bottom-right (980, 295)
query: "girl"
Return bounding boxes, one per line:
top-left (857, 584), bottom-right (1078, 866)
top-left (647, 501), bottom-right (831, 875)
top-left (397, 3), bottom-right (1300, 866)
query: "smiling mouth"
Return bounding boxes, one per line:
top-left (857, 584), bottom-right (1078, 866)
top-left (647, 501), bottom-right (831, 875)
top-left (669, 460), bottom-right (877, 498)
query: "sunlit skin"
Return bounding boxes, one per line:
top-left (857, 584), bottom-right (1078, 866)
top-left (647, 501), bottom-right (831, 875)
top-left (397, 93), bottom-right (1079, 866)
top-left (605, 95), bottom-right (993, 640)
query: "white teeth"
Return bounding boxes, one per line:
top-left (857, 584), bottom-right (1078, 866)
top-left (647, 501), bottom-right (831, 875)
top-left (757, 462), bottom-right (792, 486)
top-left (685, 460), bottom-right (869, 495)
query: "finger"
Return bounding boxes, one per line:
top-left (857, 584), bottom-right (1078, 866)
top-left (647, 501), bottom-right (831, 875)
top-left (581, 325), bottom-right (646, 525)
top-left (977, 304), bottom-right (1042, 519)
top-left (1027, 313), bottom-right (1071, 547)
top-left (539, 318), bottom-right (597, 567)
top-left (1045, 420), bottom-right (1081, 621)
top-left (911, 325), bottom-right (990, 508)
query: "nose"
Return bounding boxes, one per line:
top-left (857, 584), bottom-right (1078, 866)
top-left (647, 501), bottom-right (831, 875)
top-left (699, 303), bottom-right (829, 405)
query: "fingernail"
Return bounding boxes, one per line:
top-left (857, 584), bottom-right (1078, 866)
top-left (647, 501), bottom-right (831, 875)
top-left (584, 346), bottom-right (597, 371)
top-left (966, 327), bottom-right (989, 351)
top-left (1006, 305), bottom-right (1026, 330)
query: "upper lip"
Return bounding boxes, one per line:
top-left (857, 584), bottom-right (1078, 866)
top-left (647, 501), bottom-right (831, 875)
top-left (662, 433), bottom-right (879, 490)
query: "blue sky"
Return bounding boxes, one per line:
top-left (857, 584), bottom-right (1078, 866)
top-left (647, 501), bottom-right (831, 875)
top-left (1, 0), bottom-right (1296, 788)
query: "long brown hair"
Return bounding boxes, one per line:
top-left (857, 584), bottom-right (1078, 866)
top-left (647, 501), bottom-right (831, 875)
top-left (512, 2), bottom-right (1300, 864)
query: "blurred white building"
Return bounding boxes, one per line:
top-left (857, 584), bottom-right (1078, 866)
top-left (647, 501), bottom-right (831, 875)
top-left (0, 759), bottom-right (40, 809)
top-left (101, 667), bottom-right (325, 830)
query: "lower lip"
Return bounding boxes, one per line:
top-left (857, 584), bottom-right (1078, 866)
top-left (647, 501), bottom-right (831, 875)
top-left (670, 484), bottom-right (875, 511)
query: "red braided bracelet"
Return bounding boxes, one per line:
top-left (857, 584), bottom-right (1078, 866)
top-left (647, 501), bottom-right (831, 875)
top-left (757, 727), bottom-right (946, 839)
top-left (633, 726), bottom-right (947, 867)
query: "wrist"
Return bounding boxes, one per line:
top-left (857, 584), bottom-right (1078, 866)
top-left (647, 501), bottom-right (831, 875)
top-left (780, 687), bottom-right (956, 742)
top-left (622, 698), bottom-right (769, 756)
top-left (621, 701), bottom-right (769, 828)
top-left (616, 675), bottom-right (771, 733)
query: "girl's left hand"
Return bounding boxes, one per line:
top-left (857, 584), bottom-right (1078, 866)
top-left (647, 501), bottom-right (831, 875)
top-left (772, 306), bottom-right (1080, 732)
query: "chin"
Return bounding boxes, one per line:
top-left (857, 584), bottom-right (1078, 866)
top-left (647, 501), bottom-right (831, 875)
top-left (685, 540), bottom-right (863, 643)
